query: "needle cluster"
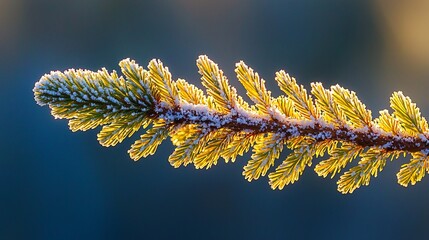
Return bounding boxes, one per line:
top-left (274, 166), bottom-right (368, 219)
top-left (34, 56), bottom-right (429, 193)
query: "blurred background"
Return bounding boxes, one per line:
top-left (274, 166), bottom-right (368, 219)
top-left (2, 0), bottom-right (429, 239)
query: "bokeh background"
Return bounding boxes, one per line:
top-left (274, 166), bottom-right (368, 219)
top-left (2, 0), bottom-right (429, 239)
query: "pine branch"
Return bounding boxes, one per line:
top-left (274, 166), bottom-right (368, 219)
top-left (34, 56), bottom-right (429, 194)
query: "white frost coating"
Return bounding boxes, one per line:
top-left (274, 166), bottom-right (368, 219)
top-left (419, 134), bottom-right (429, 143)
top-left (422, 149), bottom-right (429, 155)
top-left (382, 142), bottom-right (393, 148)
top-left (269, 107), bottom-right (289, 123)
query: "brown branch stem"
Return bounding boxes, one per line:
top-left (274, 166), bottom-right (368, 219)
top-left (151, 104), bottom-right (429, 154)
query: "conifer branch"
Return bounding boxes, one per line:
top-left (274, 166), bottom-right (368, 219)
top-left (34, 56), bottom-right (429, 194)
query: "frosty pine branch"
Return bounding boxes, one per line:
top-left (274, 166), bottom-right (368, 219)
top-left (33, 55), bottom-right (429, 194)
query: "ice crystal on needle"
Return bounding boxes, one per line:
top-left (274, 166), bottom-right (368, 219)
top-left (34, 55), bottom-right (429, 193)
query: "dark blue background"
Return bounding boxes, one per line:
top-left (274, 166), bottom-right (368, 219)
top-left (2, 0), bottom-right (429, 239)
